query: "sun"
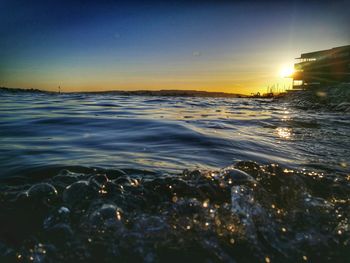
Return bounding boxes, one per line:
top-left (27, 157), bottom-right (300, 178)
top-left (279, 65), bottom-right (294, 78)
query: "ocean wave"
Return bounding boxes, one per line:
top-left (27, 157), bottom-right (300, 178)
top-left (0, 162), bottom-right (349, 262)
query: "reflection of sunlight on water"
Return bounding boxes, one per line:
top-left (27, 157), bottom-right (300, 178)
top-left (281, 108), bottom-right (291, 122)
top-left (277, 107), bottom-right (292, 139)
top-left (276, 127), bottom-right (292, 139)
top-left (281, 115), bottom-right (291, 121)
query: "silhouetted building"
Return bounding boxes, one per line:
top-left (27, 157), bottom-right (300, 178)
top-left (293, 45), bottom-right (350, 88)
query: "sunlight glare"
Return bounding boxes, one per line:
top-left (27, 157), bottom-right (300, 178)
top-left (279, 65), bottom-right (294, 78)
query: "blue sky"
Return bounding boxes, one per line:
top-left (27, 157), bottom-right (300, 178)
top-left (0, 0), bottom-right (349, 94)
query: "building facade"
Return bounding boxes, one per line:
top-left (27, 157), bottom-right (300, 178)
top-left (293, 45), bottom-right (350, 88)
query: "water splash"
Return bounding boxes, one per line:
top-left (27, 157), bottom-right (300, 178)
top-left (0, 162), bottom-right (349, 262)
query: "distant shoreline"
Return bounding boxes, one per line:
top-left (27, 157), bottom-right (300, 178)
top-left (0, 87), bottom-right (249, 98)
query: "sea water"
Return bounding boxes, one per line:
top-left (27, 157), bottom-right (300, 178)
top-left (0, 90), bottom-right (349, 262)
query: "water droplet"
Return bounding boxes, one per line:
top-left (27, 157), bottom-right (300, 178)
top-left (203, 199), bottom-right (209, 208)
top-left (116, 210), bottom-right (122, 221)
top-left (340, 162), bottom-right (347, 168)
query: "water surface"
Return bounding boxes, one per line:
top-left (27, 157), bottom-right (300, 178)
top-left (0, 91), bottom-right (349, 262)
top-left (1, 92), bottom-right (348, 176)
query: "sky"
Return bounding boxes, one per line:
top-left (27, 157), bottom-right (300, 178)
top-left (0, 0), bottom-right (349, 94)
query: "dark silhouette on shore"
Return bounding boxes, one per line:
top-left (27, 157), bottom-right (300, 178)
top-left (0, 87), bottom-right (248, 98)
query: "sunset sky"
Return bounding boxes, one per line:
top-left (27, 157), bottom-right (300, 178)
top-left (0, 0), bottom-right (349, 94)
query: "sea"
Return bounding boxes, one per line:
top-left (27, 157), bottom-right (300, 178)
top-left (0, 88), bottom-right (349, 262)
